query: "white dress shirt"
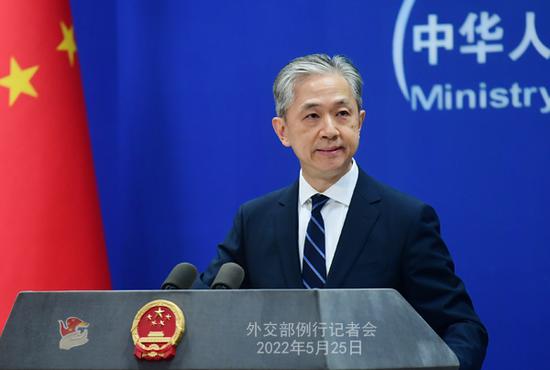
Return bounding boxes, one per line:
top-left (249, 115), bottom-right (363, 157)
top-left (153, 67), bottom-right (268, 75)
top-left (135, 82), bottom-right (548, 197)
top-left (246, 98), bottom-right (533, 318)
top-left (298, 160), bottom-right (359, 274)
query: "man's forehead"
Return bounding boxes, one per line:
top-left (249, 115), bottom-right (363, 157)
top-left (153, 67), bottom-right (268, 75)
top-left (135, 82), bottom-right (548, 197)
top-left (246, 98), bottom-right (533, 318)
top-left (290, 74), bottom-right (355, 109)
top-left (297, 97), bottom-right (353, 111)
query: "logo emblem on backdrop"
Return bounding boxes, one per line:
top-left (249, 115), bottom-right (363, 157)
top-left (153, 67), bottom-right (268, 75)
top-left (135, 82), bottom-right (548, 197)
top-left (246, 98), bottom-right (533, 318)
top-left (58, 317), bottom-right (89, 350)
top-left (131, 299), bottom-right (185, 360)
top-left (392, 0), bottom-right (550, 114)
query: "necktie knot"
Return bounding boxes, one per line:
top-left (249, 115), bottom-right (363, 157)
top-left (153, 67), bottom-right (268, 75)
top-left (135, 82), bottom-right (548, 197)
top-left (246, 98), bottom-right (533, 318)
top-left (311, 194), bottom-right (329, 212)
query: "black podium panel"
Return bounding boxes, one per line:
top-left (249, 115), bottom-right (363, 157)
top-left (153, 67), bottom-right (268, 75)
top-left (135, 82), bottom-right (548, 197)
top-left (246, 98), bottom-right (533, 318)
top-left (0, 289), bottom-right (458, 370)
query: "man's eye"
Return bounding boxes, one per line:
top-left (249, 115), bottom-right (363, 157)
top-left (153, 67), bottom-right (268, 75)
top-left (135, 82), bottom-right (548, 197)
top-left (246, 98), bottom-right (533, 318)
top-left (304, 113), bottom-right (319, 119)
top-left (337, 110), bottom-right (350, 117)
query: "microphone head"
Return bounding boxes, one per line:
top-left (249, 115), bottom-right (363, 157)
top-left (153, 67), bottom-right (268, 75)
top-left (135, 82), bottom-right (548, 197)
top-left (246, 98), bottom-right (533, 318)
top-left (161, 262), bottom-right (198, 289)
top-left (211, 262), bottom-right (245, 289)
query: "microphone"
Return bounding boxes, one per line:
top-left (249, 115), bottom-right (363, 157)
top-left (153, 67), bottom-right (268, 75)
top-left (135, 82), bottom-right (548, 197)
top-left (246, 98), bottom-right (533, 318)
top-left (161, 262), bottom-right (198, 289)
top-left (211, 262), bottom-right (245, 289)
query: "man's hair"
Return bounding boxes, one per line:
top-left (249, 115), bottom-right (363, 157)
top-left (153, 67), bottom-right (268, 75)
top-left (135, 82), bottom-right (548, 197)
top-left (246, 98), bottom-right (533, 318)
top-left (272, 54), bottom-right (363, 117)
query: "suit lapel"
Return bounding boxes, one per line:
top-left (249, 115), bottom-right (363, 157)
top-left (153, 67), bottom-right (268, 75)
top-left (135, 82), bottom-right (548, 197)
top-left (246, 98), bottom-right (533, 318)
top-left (274, 181), bottom-right (303, 288)
top-left (326, 170), bottom-right (381, 288)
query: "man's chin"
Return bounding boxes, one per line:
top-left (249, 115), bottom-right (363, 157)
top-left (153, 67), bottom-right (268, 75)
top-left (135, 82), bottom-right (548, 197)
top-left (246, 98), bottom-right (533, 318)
top-left (308, 161), bottom-right (352, 182)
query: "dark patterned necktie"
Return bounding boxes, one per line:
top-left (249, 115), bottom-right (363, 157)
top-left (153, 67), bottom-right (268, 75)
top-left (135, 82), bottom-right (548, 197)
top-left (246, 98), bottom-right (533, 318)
top-left (302, 194), bottom-right (329, 289)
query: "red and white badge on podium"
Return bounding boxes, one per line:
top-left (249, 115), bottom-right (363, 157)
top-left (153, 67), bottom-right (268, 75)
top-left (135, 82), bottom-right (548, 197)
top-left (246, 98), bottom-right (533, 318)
top-left (131, 299), bottom-right (185, 360)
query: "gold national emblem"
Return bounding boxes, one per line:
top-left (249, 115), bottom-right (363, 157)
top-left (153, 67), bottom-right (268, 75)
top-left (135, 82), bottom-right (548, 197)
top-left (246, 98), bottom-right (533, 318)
top-left (131, 299), bottom-right (185, 360)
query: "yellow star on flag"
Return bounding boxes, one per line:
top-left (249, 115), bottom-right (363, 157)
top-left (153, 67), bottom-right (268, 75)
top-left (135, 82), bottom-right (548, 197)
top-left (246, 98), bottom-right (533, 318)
top-left (0, 57), bottom-right (39, 106)
top-left (57, 21), bottom-right (77, 66)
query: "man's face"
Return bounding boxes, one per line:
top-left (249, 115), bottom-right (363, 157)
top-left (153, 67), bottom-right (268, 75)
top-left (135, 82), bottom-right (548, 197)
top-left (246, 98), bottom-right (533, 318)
top-left (272, 73), bottom-right (365, 188)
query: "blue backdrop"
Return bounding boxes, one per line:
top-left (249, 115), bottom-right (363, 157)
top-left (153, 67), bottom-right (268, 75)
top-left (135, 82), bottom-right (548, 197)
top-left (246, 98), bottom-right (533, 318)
top-left (71, 1), bottom-right (549, 369)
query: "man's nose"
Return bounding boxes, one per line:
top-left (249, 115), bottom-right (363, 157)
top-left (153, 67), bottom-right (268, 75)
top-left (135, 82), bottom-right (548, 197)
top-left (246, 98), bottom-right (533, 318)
top-left (320, 115), bottom-right (339, 138)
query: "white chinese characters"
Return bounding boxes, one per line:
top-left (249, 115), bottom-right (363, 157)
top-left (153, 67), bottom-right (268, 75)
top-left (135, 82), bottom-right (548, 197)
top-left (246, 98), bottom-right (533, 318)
top-left (245, 321), bottom-right (377, 357)
top-left (413, 14), bottom-right (453, 65)
top-left (413, 11), bottom-right (549, 64)
top-left (459, 12), bottom-right (503, 63)
top-left (509, 12), bottom-right (550, 61)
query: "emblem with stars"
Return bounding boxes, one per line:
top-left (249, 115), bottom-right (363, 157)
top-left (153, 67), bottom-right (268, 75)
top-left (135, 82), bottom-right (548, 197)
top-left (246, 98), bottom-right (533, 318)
top-left (131, 299), bottom-right (185, 360)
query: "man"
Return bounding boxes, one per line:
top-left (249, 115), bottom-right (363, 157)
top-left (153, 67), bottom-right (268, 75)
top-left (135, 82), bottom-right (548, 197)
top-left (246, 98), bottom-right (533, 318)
top-left (195, 54), bottom-right (488, 369)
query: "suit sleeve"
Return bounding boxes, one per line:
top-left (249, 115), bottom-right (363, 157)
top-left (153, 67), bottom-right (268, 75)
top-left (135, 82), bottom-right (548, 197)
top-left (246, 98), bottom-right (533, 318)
top-left (400, 204), bottom-right (488, 370)
top-left (193, 206), bottom-right (247, 289)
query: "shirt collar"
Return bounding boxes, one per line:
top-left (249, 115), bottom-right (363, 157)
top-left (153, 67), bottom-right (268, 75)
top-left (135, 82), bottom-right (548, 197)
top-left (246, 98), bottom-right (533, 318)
top-left (299, 160), bottom-right (359, 207)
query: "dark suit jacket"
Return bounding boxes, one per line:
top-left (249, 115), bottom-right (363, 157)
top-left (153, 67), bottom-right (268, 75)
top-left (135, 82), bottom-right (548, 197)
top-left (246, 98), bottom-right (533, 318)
top-left (197, 169), bottom-right (488, 370)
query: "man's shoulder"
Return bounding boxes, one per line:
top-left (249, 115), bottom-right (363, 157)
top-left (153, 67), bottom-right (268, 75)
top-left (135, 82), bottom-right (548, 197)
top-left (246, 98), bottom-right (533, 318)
top-left (358, 170), bottom-right (429, 214)
top-left (239, 181), bottom-right (298, 214)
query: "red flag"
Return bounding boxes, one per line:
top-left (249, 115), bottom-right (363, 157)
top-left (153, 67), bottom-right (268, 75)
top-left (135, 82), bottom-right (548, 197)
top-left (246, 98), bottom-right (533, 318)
top-left (0, 1), bottom-right (111, 333)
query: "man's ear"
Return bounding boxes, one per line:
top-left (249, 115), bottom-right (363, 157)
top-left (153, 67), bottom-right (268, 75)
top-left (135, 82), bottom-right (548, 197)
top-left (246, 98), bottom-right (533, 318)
top-left (358, 109), bottom-right (366, 131)
top-left (272, 117), bottom-right (291, 147)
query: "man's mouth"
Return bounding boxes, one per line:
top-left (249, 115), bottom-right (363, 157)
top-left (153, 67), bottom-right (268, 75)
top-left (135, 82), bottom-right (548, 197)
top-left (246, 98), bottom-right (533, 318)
top-left (317, 146), bottom-right (343, 153)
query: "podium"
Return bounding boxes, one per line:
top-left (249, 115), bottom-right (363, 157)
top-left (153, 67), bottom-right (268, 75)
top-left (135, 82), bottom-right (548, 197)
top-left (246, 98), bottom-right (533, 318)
top-left (0, 289), bottom-right (458, 370)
